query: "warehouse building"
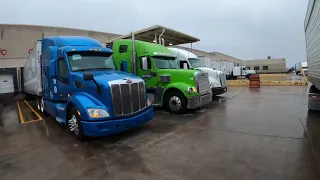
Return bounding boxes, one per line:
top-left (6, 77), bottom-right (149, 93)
top-left (173, 46), bottom-right (287, 73)
top-left (174, 46), bottom-right (242, 65)
top-left (0, 24), bottom-right (120, 68)
top-left (0, 24), bottom-right (120, 95)
top-left (242, 58), bottom-right (287, 73)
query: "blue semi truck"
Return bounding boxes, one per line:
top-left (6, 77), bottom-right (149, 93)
top-left (23, 36), bottom-right (154, 140)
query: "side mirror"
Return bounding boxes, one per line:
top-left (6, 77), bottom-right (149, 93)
top-left (121, 60), bottom-right (128, 72)
top-left (183, 63), bottom-right (188, 70)
top-left (141, 57), bottom-right (148, 70)
top-left (83, 72), bottom-right (94, 81)
top-left (49, 60), bottom-right (56, 77)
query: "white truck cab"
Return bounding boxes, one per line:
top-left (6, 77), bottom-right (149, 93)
top-left (232, 66), bottom-right (256, 79)
top-left (169, 48), bottom-right (227, 96)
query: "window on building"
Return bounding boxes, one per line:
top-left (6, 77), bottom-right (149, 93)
top-left (119, 45), bottom-right (128, 53)
top-left (263, 66), bottom-right (268, 70)
top-left (254, 66), bottom-right (260, 70)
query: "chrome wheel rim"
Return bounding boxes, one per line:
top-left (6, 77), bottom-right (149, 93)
top-left (68, 114), bottom-right (79, 135)
top-left (37, 100), bottom-right (40, 110)
top-left (40, 100), bottom-right (44, 112)
top-left (169, 96), bottom-right (181, 111)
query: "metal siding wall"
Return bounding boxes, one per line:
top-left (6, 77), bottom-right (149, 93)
top-left (305, 0), bottom-right (320, 90)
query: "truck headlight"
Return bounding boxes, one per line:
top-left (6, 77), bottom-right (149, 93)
top-left (147, 99), bottom-right (152, 106)
top-left (188, 87), bottom-right (197, 94)
top-left (87, 108), bottom-right (110, 118)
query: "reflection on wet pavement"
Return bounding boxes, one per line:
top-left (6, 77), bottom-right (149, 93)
top-left (1, 86), bottom-right (320, 180)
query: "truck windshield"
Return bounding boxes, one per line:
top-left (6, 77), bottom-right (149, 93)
top-left (67, 51), bottom-right (115, 71)
top-left (188, 58), bottom-right (201, 68)
top-left (153, 56), bottom-right (179, 69)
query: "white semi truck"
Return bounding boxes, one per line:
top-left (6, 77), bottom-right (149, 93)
top-left (305, 0), bottom-right (320, 111)
top-left (295, 62), bottom-right (308, 75)
top-left (169, 48), bottom-right (227, 96)
top-left (231, 66), bottom-right (257, 79)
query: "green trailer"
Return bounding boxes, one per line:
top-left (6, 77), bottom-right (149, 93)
top-left (109, 38), bottom-right (212, 114)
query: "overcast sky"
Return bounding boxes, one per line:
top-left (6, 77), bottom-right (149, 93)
top-left (0, 0), bottom-right (308, 67)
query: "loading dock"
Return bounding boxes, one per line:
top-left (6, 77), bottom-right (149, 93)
top-left (0, 68), bottom-right (18, 95)
top-left (0, 74), bottom-right (14, 94)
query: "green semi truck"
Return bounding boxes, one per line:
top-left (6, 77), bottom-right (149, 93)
top-left (108, 38), bottom-right (212, 113)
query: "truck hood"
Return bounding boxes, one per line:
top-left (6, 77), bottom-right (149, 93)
top-left (195, 67), bottom-right (222, 87)
top-left (71, 70), bottom-right (143, 115)
top-left (73, 70), bottom-right (140, 83)
top-left (157, 69), bottom-right (198, 86)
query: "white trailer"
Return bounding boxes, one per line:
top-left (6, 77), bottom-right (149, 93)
top-left (198, 56), bottom-right (212, 68)
top-left (305, 0), bottom-right (320, 111)
top-left (201, 59), bottom-right (234, 79)
top-left (23, 41), bottom-right (42, 96)
top-left (295, 61), bottom-right (308, 75)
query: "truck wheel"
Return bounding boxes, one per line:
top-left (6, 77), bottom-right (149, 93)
top-left (37, 97), bottom-right (48, 117)
top-left (164, 90), bottom-right (187, 114)
top-left (36, 98), bottom-right (41, 111)
top-left (309, 85), bottom-right (320, 111)
top-left (67, 107), bottom-right (85, 141)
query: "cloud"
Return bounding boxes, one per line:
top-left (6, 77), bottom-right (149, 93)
top-left (0, 0), bottom-right (309, 66)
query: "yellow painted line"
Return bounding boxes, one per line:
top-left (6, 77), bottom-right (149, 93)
top-left (227, 80), bottom-right (307, 86)
top-left (16, 101), bottom-right (25, 124)
top-left (23, 119), bottom-right (43, 124)
top-left (24, 100), bottom-right (43, 120)
top-left (259, 74), bottom-right (290, 77)
top-left (227, 80), bottom-right (249, 86)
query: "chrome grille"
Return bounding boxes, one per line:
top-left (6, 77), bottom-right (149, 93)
top-left (110, 79), bottom-right (146, 116)
top-left (197, 73), bottom-right (210, 95)
top-left (219, 73), bottom-right (227, 87)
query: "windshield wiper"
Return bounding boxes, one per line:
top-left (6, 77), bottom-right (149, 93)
top-left (90, 67), bottom-right (115, 70)
top-left (73, 69), bottom-right (88, 72)
top-left (73, 67), bottom-right (114, 72)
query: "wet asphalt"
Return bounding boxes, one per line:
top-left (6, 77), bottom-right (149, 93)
top-left (0, 86), bottom-right (320, 180)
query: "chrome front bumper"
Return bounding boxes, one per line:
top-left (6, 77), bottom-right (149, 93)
top-left (187, 92), bottom-right (212, 109)
top-left (212, 86), bottom-right (228, 95)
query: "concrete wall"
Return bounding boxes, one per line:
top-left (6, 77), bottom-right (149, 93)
top-left (242, 58), bottom-right (287, 73)
top-left (0, 24), bottom-right (121, 68)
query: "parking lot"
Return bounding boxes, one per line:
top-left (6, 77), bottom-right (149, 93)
top-left (1, 86), bottom-right (320, 180)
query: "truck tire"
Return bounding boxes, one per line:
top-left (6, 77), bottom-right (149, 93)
top-left (309, 85), bottom-right (320, 111)
top-left (67, 106), bottom-right (85, 141)
top-left (164, 90), bottom-right (187, 114)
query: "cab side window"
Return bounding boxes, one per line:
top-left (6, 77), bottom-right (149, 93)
top-left (58, 58), bottom-right (68, 77)
top-left (119, 45), bottom-right (128, 53)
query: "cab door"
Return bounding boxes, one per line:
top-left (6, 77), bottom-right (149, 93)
top-left (137, 56), bottom-right (157, 87)
top-left (56, 57), bottom-right (71, 102)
